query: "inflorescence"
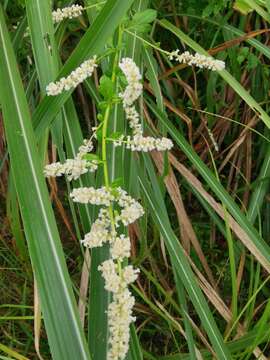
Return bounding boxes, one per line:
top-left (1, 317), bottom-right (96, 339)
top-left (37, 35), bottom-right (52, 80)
top-left (46, 56), bottom-right (97, 96)
top-left (44, 138), bottom-right (97, 181)
top-left (169, 50), bottom-right (225, 71)
top-left (52, 5), bottom-right (84, 23)
top-left (114, 57), bottom-right (174, 152)
top-left (44, 56), bottom-right (173, 360)
top-left (44, 16), bottom-right (225, 355)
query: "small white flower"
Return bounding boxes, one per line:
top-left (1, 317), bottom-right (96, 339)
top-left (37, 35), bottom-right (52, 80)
top-left (78, 138), bottom-right (94, 156)
top-left (119, 58), bottom-right (143, 107)
top-left (116, 202), bottom-right (144, 226)
top-left (155, 137), bottom-right (174, 151)
top-left (169, 50), bottom-right (225, 71)
top-left (122, 265), bottom-right (139, 286)
top-left (44, 162), bottom-right (63, 177)
top-left (98, 259), bottom-right (121, 293)
top-left (126, 135), bottom-right (173, 152)
top-left (124, 106), bottom-right (143, 136)
top-left (119, 58), bottom-right (142, 84)
top-left (107, 288), bottom-right (136, 360)
top-left (110, 235), bottom-right (131, 260)
top-left (44, 158), bottom-right (97, 181)
top-left (81, 209), bottom-right (111, 248)
top-left (52, 5), bottom-right (84, 24)
top-left (70, 187), bottom-right (114, 205)
top-left (46, 56), bottom-right (97, 96)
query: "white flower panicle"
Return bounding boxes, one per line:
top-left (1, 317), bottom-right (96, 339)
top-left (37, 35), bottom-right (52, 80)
top-left (44, 158), bottom-right (97, 181)
top-left (52, 5), bottom-right (83, 24)
top-left (99, 261), bottom-right (139, 360)
top-left (81, 209), bottom-right (111, 248)
top-left (110, 235), bottom-right (131, 260)
top-left (126, 134), bottom-right (173, 152)
top-left (124, 106), bottom-right (143, 136)
top-left (70, 187), bottom-right (114, 205)
top-left (78, 138), bottom-right (94, 155)
top-left (46, 56), bottom-right (97, 96)
top-left (116, 202), bottom-right (144, 226)
top-left (107, 289), bottom-right (136, 360)
top-left (44, 138), bottom-right (98, 181)
top-left (44, 56), bottom-right (175, 360)
top-left (169, 50), bottom-right (225, 71)
top-left (117, 58), bottom-right (173, 154)
top-left (119, 58), bottom-right (143, 107)
top-left (115, 188), bottom-right (145, 226)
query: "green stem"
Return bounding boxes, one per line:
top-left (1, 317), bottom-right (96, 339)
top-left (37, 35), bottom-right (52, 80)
top-left (101, 26), bottom-right (123, 273)
top-left (124, 28), bottom-right (170, 55)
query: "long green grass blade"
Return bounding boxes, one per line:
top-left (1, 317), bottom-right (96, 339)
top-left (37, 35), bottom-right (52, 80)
top-left (32, 0), bottom-right (135, 138)
top-left (137, 162), bottom-right (232, 359)
top-left (0, 5), bottom-right (90, 359)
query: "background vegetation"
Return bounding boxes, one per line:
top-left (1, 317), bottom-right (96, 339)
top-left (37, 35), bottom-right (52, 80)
top-left (1, 0), bottom-right (270, 359)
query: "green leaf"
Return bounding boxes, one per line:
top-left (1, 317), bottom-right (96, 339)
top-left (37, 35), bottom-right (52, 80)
top-left (137, 159), bottom-right (232, 360)
top-left (0, 5), bottom-right (90, 359)
top-left (234, 0), bottom-right (253, 13)
top-left (99, 75), bottom-right (115, 100)
top-left (129, 9), bottom-right (157, 26)
top-left (111, 177), bottom-right (124, 188)
top-left (82, 153), bottom-right (101, 162)
top-left (32, 0), bottom-right (136, 138)
top-left (109, 131), bottom-right (123, 140)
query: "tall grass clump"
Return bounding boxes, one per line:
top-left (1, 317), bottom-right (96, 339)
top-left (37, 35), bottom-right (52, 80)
top-left (1, 0), bottom-right (270, 359)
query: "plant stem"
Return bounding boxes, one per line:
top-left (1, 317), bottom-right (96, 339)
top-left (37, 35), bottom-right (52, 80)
top-left (101, 26), bottom-right (123, 273)
top-left (124, 28), bottom-right (170, 55)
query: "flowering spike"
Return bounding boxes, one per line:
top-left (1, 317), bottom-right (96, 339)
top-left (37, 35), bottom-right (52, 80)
top-left (169, 50), bottom-right (225, 71)
top-left (52, 5), bottom-right (84, 24)
top-left (46, 56), bottom-right (97, 96)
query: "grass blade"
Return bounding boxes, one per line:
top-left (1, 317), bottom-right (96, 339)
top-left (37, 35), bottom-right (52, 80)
top-left (32, 0), bottom-right (135, 138)
top-left (0, 6), bottom-right (90, 359)
top-left (147, 99), bottom-right (270, 273)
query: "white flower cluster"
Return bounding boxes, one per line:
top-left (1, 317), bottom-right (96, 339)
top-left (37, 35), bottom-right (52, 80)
top-left (116, 58), bottom-right (173, 153)
top-left (126, 135), bottom-right (173, 152)
top-left (44, 158), bottom-right (96, 181)
top-left (46, 56), bottom-right (97, 96)
top-left (115, 188), bottom-right (144, 226)
top-left (70, 186), bottom-right (143, 360)
top-left (119, 58), bottom-right (143, 107)
top-left (98, 260), bottom-right (139, 360)
top-left (169, 50), bottom-right (225, 71)
top-left (44, 138), bottom-right (98, 181)
top-left (70, 187), bottom-right (114, 205)
top-left (52, 5), bottom-right (84, 24)
top-left (81, 208), bottom-right (111, 248)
